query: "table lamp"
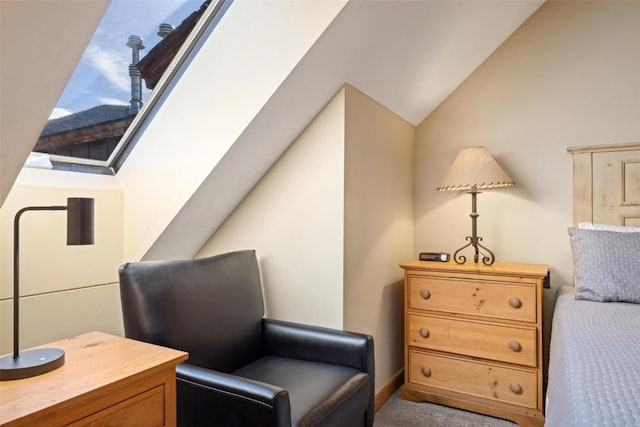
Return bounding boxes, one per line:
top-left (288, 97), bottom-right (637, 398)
top-left (437, 146), bottom-right (514, 266)
top-left (0, 197), bottom-right (94, 381)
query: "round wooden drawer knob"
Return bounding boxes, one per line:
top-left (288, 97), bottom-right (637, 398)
top-left (420, 289), bottom-right (431, 300)
top-left (421, 367), bottom-right (431, 377)
top-left (508, 297), bottom-right (522, 309)
top-left (419, 327), bottom-right (430, 338)
top-left (509, 383), bottom-right (523, 395)
top-left (508, 340), bottom-right (521, 352)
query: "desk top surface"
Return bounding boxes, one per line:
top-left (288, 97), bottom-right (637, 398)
top-left (0, 331), bottom-right (188, 425)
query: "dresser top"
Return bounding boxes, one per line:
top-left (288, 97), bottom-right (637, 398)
top-left (400, 260), bottom-right (548, 278)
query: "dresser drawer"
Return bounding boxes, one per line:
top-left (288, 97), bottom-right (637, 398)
top-left (408, 314), bottom-right (537, 367)
top-left (408, 276), bottom-right (536, 322)
top-left (408, 350), bottom-right (537, 409)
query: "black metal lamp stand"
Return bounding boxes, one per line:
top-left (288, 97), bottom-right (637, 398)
top-left (452, 189), bottom-right (495, 266)
top-left (0, 198), bottom-right (94, 381)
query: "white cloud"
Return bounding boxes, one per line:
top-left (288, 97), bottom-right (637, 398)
top-left (98, 97), bottom-right (129, 106)
top-left (49, 108), bottom-right (73, 119)
top-left (85, 44), bottom-right (130, 93)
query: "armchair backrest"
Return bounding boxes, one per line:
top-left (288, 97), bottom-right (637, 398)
top-left (119, 250), bottom-right (265, 372)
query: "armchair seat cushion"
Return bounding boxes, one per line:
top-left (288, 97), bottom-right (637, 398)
top-left (234, 356), bottom-right (370, 427)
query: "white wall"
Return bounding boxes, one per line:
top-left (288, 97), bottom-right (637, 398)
top-left (0, 169), bottom-right (124, 353)
top-left (414, 0), bottom-right (640, 357)
top-left (198, 89), bottom-right (346, 327)
top-left (198, 85), bottom-right (414, 392)
top-left (344, 85), bottom-right (414, 391)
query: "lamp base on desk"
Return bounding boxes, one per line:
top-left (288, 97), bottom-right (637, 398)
top-left (0, 348), bottom-right (65, 381)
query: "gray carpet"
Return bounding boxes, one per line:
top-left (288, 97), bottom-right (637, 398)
top-left (374, 390), bottom-right (517, 427)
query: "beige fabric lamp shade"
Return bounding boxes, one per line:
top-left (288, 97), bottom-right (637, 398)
top-left (437, 146), bottom-right (514, 192)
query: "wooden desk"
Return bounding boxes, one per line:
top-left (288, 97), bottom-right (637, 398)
top-left (0, 331), bottom-right (188, 427)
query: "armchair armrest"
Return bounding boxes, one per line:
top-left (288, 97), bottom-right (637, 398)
top-left (176, 363), bottom-right (291, 427)
top-left (263, 319), bottom-right (375, 426)
top-left (262, 318), bottom-right (374, 375)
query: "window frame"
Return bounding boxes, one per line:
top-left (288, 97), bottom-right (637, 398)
top-left (44, 0), bottom-right (231, 175)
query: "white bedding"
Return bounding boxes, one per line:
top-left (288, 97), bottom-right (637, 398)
top-left (545, 286), bottom-right (640, 426)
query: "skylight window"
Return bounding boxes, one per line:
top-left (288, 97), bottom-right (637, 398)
top-left (31, 0), bottom-right (222, 173)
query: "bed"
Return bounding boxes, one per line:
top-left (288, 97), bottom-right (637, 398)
top-left (545, 142), bottom-right (640, 426)
top-left (546, 285), bottom-right (640, 425)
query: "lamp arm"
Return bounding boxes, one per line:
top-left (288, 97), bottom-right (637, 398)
top-left (13, 206), bottom-right (66, 359)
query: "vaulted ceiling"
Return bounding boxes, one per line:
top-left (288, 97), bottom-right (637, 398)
top-left (0, 0), bottom-right (543, 215)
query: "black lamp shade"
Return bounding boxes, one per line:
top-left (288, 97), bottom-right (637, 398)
top-left (67, 198), bottom-right (94, 245)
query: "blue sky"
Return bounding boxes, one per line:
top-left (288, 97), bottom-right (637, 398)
top-left (51, 0), bottom-right (204, 119)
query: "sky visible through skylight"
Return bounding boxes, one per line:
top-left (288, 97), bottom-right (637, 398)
top-left (50, 0), bottom-right (203, 119)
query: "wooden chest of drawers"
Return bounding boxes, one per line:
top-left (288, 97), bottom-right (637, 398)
top-left (400, 261), bottom-right (547, 426)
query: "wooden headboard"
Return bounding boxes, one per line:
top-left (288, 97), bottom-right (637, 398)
top-left (568, 142), bottom-right (640, 226)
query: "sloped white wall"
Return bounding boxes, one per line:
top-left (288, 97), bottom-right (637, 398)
top-left (0, 0), bottom-right (109, 207)
top-left (198, 89), bottom-right (346, 328)
top-left (117, 0), bottom-right (347, 263)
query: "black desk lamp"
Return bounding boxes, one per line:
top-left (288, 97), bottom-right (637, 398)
top-left (0, 197), bottom-right (94, 381)
top-left (437, 147), bottom-right (514, 266)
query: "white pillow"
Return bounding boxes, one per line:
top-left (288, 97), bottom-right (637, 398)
top-left (578, 222), bottom-right (640, 233)
top-left (568, 227), bottom-right (640, 303)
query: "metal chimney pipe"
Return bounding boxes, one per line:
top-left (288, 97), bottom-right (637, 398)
top-left (126, 35), bottom-right (145, 114)
top-left (157, 23), bottom-right (175, 38)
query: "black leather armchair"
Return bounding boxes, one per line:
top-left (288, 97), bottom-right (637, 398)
top-left (119, 250), bottom-right (374, 427)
